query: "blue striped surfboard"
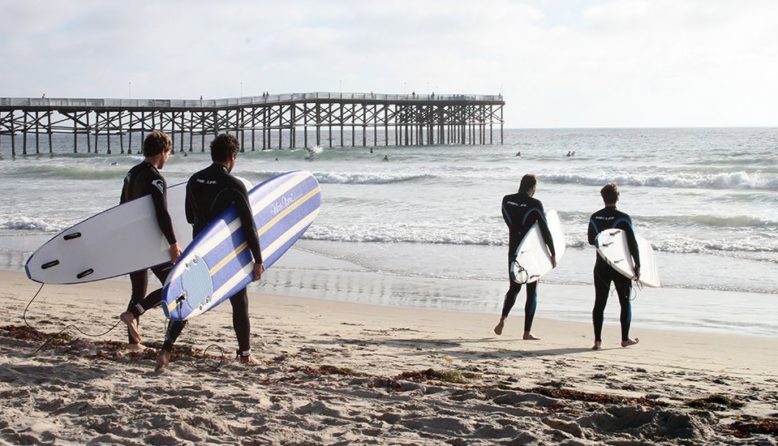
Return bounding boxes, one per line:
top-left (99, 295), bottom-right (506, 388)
top-left (161, 170), bottom-right (321, 321)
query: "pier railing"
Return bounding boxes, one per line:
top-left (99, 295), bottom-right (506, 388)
top-left (0, 92), bottom-right (504, 156)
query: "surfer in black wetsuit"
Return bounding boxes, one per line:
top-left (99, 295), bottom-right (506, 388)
top-left (494, 174), bottom-right (556, 340)
top-left (155, 134), bottom-right (264, 371)
top-left (117, 131), bottom-right (181, 351)
top-left (587, 182), bottom-right (640, 350)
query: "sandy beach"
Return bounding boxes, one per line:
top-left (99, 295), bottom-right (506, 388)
top-left (1, 269), bottom-right (776, 445)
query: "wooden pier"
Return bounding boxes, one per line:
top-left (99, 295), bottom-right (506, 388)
top-left (0, 92), bottom-right (504, 156)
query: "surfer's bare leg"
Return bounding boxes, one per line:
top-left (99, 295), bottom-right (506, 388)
top-left (126, 270), bottom-right (148, 344)
top-left (522, 282), bottom-right (538, 339)
top-left (494, 318), bottom-right (505, 335)
top-left (119, 311), bottom-right (141, 344)
top-left (523, 331), bottom-right (540, 340)
top-left (497, 281), bottom-right (521, 336)
top-left (238, 352), bottom-right (260, 365)
top-left (155, 350), bottom-right (171, 372)
top-left (621, 338), bottom-right (639, 347)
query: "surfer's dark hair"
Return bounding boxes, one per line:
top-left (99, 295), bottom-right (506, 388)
top-left (143, 130), bottom-right (172, 157)
top-left (519, 174), bottom-right (537, 195)
top-left (210, 134), bottom-right (240, 162)
top-left (601, 183), bottom-right (620, 204)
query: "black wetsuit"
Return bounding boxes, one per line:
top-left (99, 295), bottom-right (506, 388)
top-left (120, 161), bottom-right (177, 344)
top-left (162, 163), bottom-right (262, 355)
top-left (500, 192), bottom-right (556, 332)
top-left (588, 206), bottom-right (640, 342)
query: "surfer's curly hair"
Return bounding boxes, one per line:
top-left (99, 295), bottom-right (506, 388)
top-left (143, 130), bottom-right (172, 157)
top-left (601, 183), bottom-right (620, 204)
top-left (210, 134), bottom-right (240, 162)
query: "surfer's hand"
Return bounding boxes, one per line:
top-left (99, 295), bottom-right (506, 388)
top-left (252, 262), bottom-right (265, 281)
top-left (550, 255), bottom-right (557, 268)
top-left (169, 242), bottom-right (182, 264)
top-left (634, 266), bottom-right (641, 281)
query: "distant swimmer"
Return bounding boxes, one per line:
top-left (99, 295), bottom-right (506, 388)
top-left (382, 155), bottom-right (389, 161)
top-left (588, 183), bottom-right (640, 351)
top-left (515, 151), bottom-right (521, 157)
top-left (494, 174), bottom-right (556, 340)
top-left (305, 145), bottom-right (322, 161)
top-left (566, 151), bottom-right (572, 157)
top-left (370, 148), bottom-right (374, 154)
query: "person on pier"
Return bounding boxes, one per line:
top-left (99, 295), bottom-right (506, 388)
top-left (117, 131), bottom-right (181, 351)
top-left (494, 174), bottom-right (556, 340)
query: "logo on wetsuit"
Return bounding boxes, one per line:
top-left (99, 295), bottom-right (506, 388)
top-left (152, 179), bottom-right (165, 194)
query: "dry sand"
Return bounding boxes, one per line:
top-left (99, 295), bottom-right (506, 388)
top-left (1, 270), bottom-right (776, 445)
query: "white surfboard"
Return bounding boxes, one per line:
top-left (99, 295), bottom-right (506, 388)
top-left (511, 209), bottom-right (566, 284)
top-left (596, 229), bottom-right (660, 288)
top-left (25, 176), bottom-right (252, 284)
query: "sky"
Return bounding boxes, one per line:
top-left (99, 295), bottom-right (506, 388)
top-left (1, 0), bottom-right (777, 128)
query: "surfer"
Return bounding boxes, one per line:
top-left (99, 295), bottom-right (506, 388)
top-left (117, 130), bottom-right (182, 351)
top-left (155, 134), bottom-right (264, 371)
top-left (587, 183), bottom-right (640, 350)
top-left (494, 174), bottom-right (556, 340)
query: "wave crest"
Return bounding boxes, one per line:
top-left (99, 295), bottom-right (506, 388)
top-left (542, 172), bottom-right (778, 191)
top-left (0, 216), bottom-right (62, 232)
top-left (314, 172), bottom-right (435, 185)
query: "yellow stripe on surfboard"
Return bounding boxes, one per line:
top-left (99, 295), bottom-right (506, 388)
top-left (207, 186), bottom-right (321, 276)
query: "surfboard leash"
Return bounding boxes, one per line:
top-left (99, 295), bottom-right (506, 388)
top-left (23, 283), bottom-right (123, 356)
top-left (192, 344), bottom-right (227, 371)
top-left (629, 279), bottom-right (643, 302)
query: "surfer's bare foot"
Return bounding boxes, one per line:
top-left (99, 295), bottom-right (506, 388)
top-left (621, 338), bottom-right (639, 348)
top-left (238, 354), bottom-right (260, 365)
top-left (523, 332), bottom-right (540, 340)
top-left (592, 341), bottom-right (602, 351)
top-left (119, 311), bottom-right (141, 344)
top-left (493, 319), bottom-right (505, 336)
top-left (155, 350), bottom-right (171, 372)
top-left (126, 343), bottom-right (146, 352)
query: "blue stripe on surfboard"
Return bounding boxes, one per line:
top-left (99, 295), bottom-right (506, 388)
top-left (204, 222), bottom-right (315, 317)
top-left (257, 189), bottom-right (321, 253)
top-left (162, 172), bottom-right (320, 320)
top-left (173, 199), bottom-right (319, 321)
top-left (194, 196), bottom-right (320, 315)
top-left (195, 174), bottom-right (317, 275)
top-left (197, 182), bottom-right (319, 288)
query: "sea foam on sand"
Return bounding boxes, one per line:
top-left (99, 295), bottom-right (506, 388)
top-left (0, 271), bottom-right (776, 445)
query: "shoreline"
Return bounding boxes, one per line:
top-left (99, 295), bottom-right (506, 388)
top-left (1, 270), bottom-right (777, 443)
top-left (3, 244), bottom-right (778, 339)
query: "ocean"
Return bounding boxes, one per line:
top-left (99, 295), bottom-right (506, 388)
top-left (1, 128), bottom-right (777, 336)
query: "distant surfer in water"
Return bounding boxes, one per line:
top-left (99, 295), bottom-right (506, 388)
top-left (494, 174), bottom-right (556, 340)
top-left (118, 131), bottom-right (182, 351)
top-left (587, 183), bottom-right (640, 350)
top-left (155, 134), bottom-right (265, 371)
